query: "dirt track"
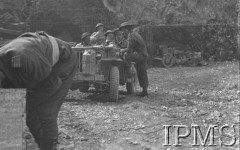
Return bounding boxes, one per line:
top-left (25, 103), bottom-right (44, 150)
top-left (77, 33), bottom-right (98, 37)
top-left (27, 61), bottom-right (239, 150)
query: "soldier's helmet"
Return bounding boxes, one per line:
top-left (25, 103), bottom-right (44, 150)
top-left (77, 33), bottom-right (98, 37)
top-left (113, 28), bottom-right (120, 34)
top-left (119, 20), bottom-right (138, 30)
top-left (81, 32), bottom-right (91, 41)
top-left (96, 23), bottom-right (105, 29)
top-left (104, 30), bottom-right (114, 36)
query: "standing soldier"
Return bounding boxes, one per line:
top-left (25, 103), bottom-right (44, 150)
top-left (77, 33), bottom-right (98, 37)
top-left (0, 31), bottom-right (77, 149)
top-left (119, 21), bottom-right (149, 97)
top-left (90, 23), bottom-right (106, 45)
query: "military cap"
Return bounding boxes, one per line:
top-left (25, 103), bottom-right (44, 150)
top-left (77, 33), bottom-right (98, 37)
top-left (119, 20), bottom-right (138, 30)
top-left (81, 32), bottom-right (91, 41)
top-left (104, 30), bottom-right (114, 36)
top-left (113, 28), bottom-right (120, 34)
top-left (96, 23), bottom-right (105, 29)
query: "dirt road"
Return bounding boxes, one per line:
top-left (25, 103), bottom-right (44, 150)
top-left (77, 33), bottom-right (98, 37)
top-left (58, 61), bottom-right (239, 150)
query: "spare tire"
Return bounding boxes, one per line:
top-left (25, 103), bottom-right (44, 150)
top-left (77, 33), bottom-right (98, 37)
top-left (162, 53), bottom-right (175, 68)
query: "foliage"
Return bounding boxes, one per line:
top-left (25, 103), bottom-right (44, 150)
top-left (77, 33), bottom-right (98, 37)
top-left (28, 10), bottom-right (81, 41)
top-left (1, 0), bottom-right (238, 60)
top-left (140, 21), bottom-right (238, 61)
top-left (189, 24), bottom-right (238, 61)
top-left (104, 0), bottom-right (238, 61)
top-left (107, 0), bottom-right (238, 25)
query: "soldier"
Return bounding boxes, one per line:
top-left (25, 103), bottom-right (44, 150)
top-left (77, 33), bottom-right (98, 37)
top-left (104, 30), bottom-right (115, 46)
top-left (119, 21), bottom-right (149, 97)
top-left (0, 31), bottom-right (77, 150)
top-left (76, 32), bottom-right (92, 47)
top-left (114, 28), bottom-right (128, 49)
top-left (90, 23), bottom-right (106, 45)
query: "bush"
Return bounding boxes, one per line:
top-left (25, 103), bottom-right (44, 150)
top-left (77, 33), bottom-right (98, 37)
top-left (28, 10), bottom-right (81, 41)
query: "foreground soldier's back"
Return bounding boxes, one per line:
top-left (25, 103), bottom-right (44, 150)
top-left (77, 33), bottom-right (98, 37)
top-left (0, 31), bottom-right (77, 149)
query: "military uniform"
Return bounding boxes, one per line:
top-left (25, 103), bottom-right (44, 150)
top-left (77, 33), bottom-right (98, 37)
top-left (113, 28), bottom-right (128, 49)
top-left (90, 31), bottom-right (105, 45)
top-left (116, 38), bottom-right (128, 49)
top-left (125, 31), bottom-right (149, 89)
top-left (0, 31), bottom-right (77, 149)
top-left (104, 30), bottom-right (115, 46)
top-left (90, 23), bottom-right (106, 45)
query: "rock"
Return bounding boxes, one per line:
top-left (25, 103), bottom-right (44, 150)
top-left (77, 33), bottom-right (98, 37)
top-left (237, 90), bottom-right (240, 95)
top-left (198, 110), bottom-right (208, 115)
top-left (181, 98), bottom-right (186, 102)
top-left (124, 137), bottom-right (131, 141)
top-left (130, 141), bottom-right (140, 145)
top-left (192, 108), bottom-right (198, 113)
top-left (234, 116), bottom-right (240, 123)
top-left (162, 106), bottom-right (168, 109)
top-left (207, 110), bottom-right (222, 121)
top-left (65, 135), bottom-right (71, 139)
top-left (59, 143), bottom-right (74, 150)
top-left (80, 137), bottom-right (89, 141)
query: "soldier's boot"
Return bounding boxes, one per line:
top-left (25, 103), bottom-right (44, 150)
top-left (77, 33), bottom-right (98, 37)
top-left (136, 87), bottom-right (148, 97)
top-left (31, 130), bottom-right (41, 148)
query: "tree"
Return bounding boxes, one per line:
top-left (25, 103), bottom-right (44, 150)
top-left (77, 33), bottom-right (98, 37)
top-left (102, 0), bottom-right (238, 25)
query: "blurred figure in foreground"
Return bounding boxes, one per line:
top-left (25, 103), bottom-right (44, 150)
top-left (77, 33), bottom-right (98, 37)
top-left (0, 31), bottom-right (77, 150)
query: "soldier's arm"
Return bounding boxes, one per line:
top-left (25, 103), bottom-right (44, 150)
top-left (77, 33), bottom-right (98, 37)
top-left (121, 34), bottom-right (134, 53)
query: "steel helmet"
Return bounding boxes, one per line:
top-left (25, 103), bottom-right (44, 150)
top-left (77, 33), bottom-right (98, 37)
top-left (119, 20), bottom-right (138, 30)
top-left (96, 23), bottom-right (105, 29)
top-left (81, 32), bottom-right (91, 41)
top-left (104, 30), bottom-right (114, 36)
top-left (113, 28), bottom-right (120, 34)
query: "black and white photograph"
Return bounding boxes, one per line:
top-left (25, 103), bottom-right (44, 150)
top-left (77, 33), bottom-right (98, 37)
top-left (0, 0), bottom-right (239, 149)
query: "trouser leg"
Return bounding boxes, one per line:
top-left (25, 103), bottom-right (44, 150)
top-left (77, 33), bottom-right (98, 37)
top-left (123, 52), bottom-right (132, 77)
top-left (26, 85), bottom-right (63, 150)
top-left (26, 103), bottom-right (41, 147)
top-left (26, 53), bottom-right (77, 150)
top-left (128, 52), bottom-right (149, 89)
top-left (38, 100), bottom-right (62, 150)
top-left (40, 55), bottom-right (77, 150)
top-left (136, 63), bottom-right (149, 88)
top-left (26, 88), bottom-right (66, 150)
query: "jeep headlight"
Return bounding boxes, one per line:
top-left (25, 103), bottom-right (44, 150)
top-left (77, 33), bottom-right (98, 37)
top-left (96, 52), bottom-right (102, 60)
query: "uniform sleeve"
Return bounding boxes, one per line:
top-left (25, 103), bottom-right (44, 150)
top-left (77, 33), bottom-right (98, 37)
top-left (126, 33), bottom-right (135, 53)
